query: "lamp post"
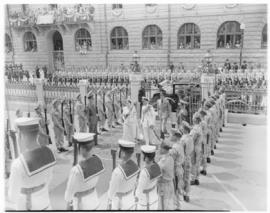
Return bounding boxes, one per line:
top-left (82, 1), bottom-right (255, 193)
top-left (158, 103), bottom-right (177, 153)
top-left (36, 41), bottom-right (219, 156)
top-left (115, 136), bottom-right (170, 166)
top-left (204, 49), bottom-right (213, 74)
top-left (132, 50), bottom-right (140, 73)
top-left (239, 23), bottom-right (245, 67)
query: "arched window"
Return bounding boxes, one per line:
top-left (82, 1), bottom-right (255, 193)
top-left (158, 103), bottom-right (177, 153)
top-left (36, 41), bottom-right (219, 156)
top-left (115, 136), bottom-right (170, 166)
top-left (75, 28), bottom-right (92, 51)
top-left (178, 23), bottom-right (200, 49)
top-left (217, 21), bottom-right (241, 49)
top-left (142, 25), bottom-right (162, 49)
top-left (23, 32), bottom-right (37, 52)
top-left (262, 24), bottom-right (267, 48)
top-left (5, 34), bottom-right (12, 54)
top-left (111, 27), bottom-right (129, 50)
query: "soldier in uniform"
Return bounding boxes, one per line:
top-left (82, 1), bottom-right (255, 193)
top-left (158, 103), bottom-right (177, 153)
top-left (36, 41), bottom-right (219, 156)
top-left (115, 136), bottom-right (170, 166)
top-left (63, 100), bottom-right (74, 147)
top-left (135, 145), bottom-right (162, 210)
top-left (190, 112), bottom-right (203, 185)
top-left (75, 94), bottom-right (87, 132)
top-left (169, 128), bottom-right (185, 209)
top-left (34, 104), bottom-right (50, 147)
top-left (107, 139), bottom-right (140, 210)
top-left (51, 99), bottom-right (67, 152)
top-left (141, 97), bottom-right (156, 145)
top-left (157, 90), bottom-right (171, 136)
top-left (203, 101), bottom-right (213, 162)
top-left (8, 117), bottom-right (56, 210)
top-left (86, 92), bottom-right (98, 143)
top-left (179, 121), bottom-right (193, 202)
top-left (105, 91), bottom-right (115, 129)
top-left (157, 141), bottom-right (175, 210)
top-left (198, 110), bottom-right (208, 176)
top-left (65, 133), bottom-right (104, 210)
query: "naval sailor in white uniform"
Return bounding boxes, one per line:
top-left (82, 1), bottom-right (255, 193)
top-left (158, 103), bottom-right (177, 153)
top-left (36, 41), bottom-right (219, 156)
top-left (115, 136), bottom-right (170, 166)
top-left (107, 139), bottom-right (140, 210)
top-left (65, 132), bottom-right (105, 210)
top-left (8, 117), bottom-right (56, 211)
top-left (135, 145), bottom-right (162, 210)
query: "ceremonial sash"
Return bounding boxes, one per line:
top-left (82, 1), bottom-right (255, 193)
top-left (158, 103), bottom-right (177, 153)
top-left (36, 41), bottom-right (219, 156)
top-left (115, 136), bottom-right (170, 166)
top-left (119, 159), bottom-right (140, 180)
top-left (20, 146), bottom-right (56, 177)
top-left (78, 155), bottom-right (105, 182)
top-left (145, 162), bottom-right (162, 181)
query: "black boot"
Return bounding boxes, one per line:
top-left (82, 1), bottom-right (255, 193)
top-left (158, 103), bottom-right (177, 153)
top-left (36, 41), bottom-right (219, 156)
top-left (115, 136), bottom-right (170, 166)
top-left (214, 145), bottom-right (217, 149)
top-left (211, 150), bottom-right (214, 155)
top-left (207, 157), bottom-right (211, 163)
top-left (184, 195), bottom-right (190, 202)
top-left (200, 170), bottom-right (207, 176)
top-left (194, 179), bottom-right (200, 185)
top-left (220, 128), bottom-right (223, 132)
top-left (190, 180), bottom-right (196, 185)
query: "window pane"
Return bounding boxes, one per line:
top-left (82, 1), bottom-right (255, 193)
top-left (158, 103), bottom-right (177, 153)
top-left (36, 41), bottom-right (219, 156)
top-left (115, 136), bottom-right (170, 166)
top-left (194, 25), bottom-right (200, 34)
top-left (75, 29), bottom-right (92, 51)
top-left (186, 23), bottom-right (193, 34)
top-left (179, 26), bottom-right (185, 34)
top-left (194, 36), bottom-right (200, 48)
top-left (143, 38), bottom-right (149, 49)
top-left (217, 35), bottom-right (225, 48)
top-left (185, 36), bottom-right (191, 48)
top-left (111, 29), bottom-right (116, 37)
top-left (179, 36), bottom-right (185, 48)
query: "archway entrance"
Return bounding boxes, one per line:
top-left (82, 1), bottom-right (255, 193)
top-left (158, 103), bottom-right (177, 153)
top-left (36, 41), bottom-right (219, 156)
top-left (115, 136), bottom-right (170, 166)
top-left (51, 31), bottom-right (64, 71)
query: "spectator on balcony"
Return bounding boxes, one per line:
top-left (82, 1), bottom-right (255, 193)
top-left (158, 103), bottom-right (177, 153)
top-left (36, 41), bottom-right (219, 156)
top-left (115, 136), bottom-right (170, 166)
top-left (224, 59), bottom-right (231, 71)
top-left (241, 60), bottom-right (248, 71)
top-left (35, 65), bottom-right (40, 79)
top-left (232, 62), bottom-right (239, 72)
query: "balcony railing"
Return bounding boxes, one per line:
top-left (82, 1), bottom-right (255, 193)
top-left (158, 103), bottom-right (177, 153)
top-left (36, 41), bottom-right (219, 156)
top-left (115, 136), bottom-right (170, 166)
top-left (8, 4), bottom-right (95, 28)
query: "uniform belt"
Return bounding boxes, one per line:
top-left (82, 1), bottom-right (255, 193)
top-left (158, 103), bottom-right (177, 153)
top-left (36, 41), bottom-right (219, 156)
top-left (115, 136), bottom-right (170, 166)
top-left (21, 183), bottom-right (45, 210)
top-left (159, 178), bottom-right (173, 183)
top-left (115, 189), bottom-right (133, 210)
top-left (74, 187), bottom-right (95, 210)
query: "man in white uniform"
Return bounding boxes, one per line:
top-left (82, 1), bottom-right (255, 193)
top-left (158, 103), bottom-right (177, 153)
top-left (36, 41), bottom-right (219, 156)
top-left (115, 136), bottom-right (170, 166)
top-left (135, 145), bottom-right (162, 210)
top-left (65, 133), bottom-right (104, 210)
top-left (107, 139), bottom-right (140, 210)
top-left (8, 117), bottom-right (56, 210)
top-left (141, 97), bottom-right (156, 145)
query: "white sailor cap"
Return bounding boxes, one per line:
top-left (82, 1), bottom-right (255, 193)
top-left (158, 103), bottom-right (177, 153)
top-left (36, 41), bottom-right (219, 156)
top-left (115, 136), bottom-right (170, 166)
top-left (15, 117), bottom-right (40, 131)
top-left (118, 139), bottom-right (135, 148)
top-left (73, 132), bottom-right (95, 143)
top-left (141, 145), bottom-right (156, 153)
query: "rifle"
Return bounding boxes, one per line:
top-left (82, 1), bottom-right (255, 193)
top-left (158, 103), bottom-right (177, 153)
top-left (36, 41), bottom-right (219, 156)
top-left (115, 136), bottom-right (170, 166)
top-left (110, 149), bottom-right (117, 171)
top-left (112, 93), bottom-right (117, 120)
top-left (119, 90), bottom-right (123, 114)
top-left (103, 92), bottom-right (107, 119)
top-left (69, 100), bottom-right (73, 124)
top-left (44, 107), bottom-right (52, 145)
top-left (5, 119), bottom-right (12, 159)
top-left (61, 101), bottom-right (67, 136)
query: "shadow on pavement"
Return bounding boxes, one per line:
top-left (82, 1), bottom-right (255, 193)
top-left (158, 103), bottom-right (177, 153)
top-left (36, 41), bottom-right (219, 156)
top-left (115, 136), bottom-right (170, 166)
top-left (212, 172), bottom-right (239, 181)
top-left (214, 152), bottom-right (241, 160)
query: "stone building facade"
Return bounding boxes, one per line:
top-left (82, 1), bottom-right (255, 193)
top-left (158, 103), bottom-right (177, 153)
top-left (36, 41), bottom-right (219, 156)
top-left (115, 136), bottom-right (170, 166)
top-left (5, 4), bottom-right (267, 71)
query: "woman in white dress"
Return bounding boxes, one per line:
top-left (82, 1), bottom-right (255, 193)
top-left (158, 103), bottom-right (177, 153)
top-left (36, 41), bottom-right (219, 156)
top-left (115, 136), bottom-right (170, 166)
top-left (122, 100), bottom-right (137, 142)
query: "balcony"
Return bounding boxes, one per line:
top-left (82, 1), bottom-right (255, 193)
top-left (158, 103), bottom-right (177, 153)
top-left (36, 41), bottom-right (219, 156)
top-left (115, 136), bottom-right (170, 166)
top-left (8, 4), bottom-right (95, 31)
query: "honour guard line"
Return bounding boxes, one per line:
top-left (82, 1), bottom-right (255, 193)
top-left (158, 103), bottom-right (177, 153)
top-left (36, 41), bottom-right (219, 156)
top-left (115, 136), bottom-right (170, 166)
top-left (6, 70), bottom-right (226, 210)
